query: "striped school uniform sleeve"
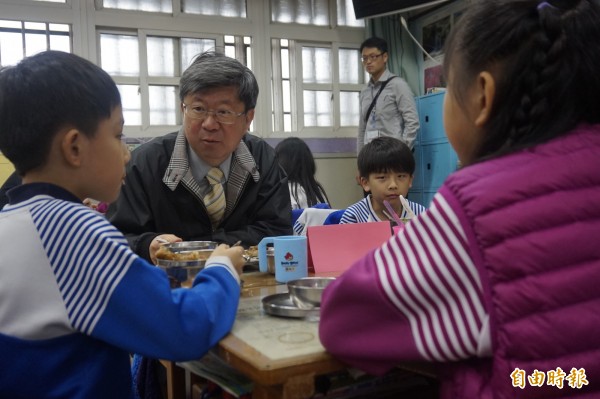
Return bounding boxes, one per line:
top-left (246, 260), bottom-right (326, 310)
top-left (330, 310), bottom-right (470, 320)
top-left (319, 191), bottom-right (488, 375)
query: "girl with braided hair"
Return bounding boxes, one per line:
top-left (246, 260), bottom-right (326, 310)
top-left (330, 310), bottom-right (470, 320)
top-left (319, 1), bottom-right (600, 398)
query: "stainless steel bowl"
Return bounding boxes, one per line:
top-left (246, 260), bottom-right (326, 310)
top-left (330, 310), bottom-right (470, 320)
top-left (287, 277), bottom-right (336, 309)
top-left (155, 241), bottom-right (218, 288)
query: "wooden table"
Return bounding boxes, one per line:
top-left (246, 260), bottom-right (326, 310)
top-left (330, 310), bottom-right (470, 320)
top-left (162, 272), bottom-right (346, 399)
top-left (162, 272), bottom-right (437, 399)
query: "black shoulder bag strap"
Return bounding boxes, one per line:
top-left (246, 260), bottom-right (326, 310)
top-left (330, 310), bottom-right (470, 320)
top-left (364, 76), bottom-right (396, 124)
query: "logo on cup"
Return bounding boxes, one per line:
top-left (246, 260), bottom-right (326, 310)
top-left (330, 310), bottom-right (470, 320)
top-left (285, 252), bottom-right (294, 261)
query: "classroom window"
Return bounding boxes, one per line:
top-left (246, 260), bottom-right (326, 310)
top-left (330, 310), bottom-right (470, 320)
top-left (303, 90), bottom-right (332, 127)
top-left (271, 0), bottom-right (329, 26)
top-left (271, 0), bottom-right (363, 27)
top-left (100, 33), bottom-right (140, 76)
top-left (99, 30), bottom-right (255, 132)
top-left (337, 0), bottom-right (364, 27)
top-left (338, 48), bottom-right (362, 84)
top-left (149, 85), bottom-right (178, 125)
top-left (340, 91), bottom-right (359, 126)
top-left (102, 0), bottom-right (172, 13)
top-left (183, 0), bottom-right (246, 17)
top-left (100, 0), bottom-right (246, 17)
top-left (271, 39), bottom-right (363, 134)
top-left (117, 84), bottom-right (142, 126)
top-left (0, 0), bottom-right (365, 140)
top-left (0, 20), bottom-right (71, 67)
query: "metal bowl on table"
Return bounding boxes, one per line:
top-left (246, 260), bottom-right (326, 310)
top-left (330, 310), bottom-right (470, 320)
top-left (155, 241), bottom-right (218, 288)
top-left (287, 277), bottom-right (336, 310)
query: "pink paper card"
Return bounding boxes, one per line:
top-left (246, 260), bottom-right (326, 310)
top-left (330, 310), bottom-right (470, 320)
top-left (307, 222), bottom-right (392, 274)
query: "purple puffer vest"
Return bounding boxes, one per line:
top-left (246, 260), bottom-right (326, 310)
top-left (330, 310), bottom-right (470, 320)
top-left (437, 124), bottom-right (600, 399)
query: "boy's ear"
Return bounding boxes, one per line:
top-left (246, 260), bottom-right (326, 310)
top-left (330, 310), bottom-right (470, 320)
top-left (473, 71), bottom-right (495, 127)
top-left (60, 128), bottom-right (85, 167)
top-left (359, 176), bottom-right (370, 192)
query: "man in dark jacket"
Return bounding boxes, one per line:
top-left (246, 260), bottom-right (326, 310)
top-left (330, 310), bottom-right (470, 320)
top-left (107, 51), bottom-right (292, 263)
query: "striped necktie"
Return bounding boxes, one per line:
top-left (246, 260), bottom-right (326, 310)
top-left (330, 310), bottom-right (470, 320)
top-left (203, 167), bottom-right (225, 226)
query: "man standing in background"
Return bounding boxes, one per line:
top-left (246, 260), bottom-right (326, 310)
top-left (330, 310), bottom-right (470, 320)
top-left (358, 37), bottom-right (419, 153)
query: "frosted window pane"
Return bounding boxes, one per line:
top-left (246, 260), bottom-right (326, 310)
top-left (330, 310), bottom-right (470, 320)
top-left (339, 49), bottom-right (361, 84)
top-left (0, 32), bottom-right (24, 66)
top-left (147, 37), bottom-right (175, 77)
top-left (281, 48), bottom-right (289, 79)
top-left (246, 46), bottom-right (252, 70)
top-left (302, 47), bottom-right (331, 84)
top-left (271, 0), bottom-right (329, 26)
top-left (182, 0), bottom-right (246, 17)
top-left (35, 0), bottom-right (65, 2)
top-left (304, 90), bottom-right (331, 127)
top-left (103, 0), bottom-right (172, 13)
top-left (25, 33), bottom-right (47, 57)
top-left (225, 35), bottom-right (234, 43)
top-left (149, 86), bottom-right (177, 125)
top-left (0, 21), bottom-right (70, 66)
top-left (337, 0), bottom-right (364, 27)
top-left (49, 35), bottom-right (71, 52)
top-left (284, 114), bottom-right (292, 132)
top-left (181, 38), bottom-right (216, 70)
top-left (100, 34), bottom-right (139, 76)
top-left (340, 91), bottom-right (359, 126)
top-left (49, 24), bottom-right (70, 32)
top-left (24, 22), bottom-right (46, 30)
top-left (282, 80), bottom-right (291, 113)
top-left (0, 20), bottom-right (21, 29)
top-left (118, 85), bottom-right (142, 126)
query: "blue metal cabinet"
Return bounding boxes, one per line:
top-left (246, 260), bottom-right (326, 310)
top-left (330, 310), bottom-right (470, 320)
top-left (408, 91), bottom-right (459, 208)
top-left (411, 139), bottom-right (423, 190)
top-left (421, 142), bottom-right (458, 191)
top-left (418, 92), bottom-right (446, 142)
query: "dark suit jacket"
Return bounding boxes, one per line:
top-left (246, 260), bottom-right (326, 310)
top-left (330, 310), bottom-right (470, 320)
top-left (107, 131), bottom-right (292, 262)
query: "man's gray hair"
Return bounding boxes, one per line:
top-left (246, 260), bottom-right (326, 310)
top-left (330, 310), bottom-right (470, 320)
top-left (179, 51), bottom-right (259, 111)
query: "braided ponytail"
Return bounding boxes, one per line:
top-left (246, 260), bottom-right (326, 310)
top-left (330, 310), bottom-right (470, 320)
top-left (443, 0), bottom-right (600, 164)
top-left (505, 0), bottom-right (566, 147)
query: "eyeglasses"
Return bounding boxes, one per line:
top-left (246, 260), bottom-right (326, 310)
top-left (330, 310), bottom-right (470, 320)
top-left (361, 53), bottom-right (384, 63)
top-left (182, 104), bottom-right (246, 125)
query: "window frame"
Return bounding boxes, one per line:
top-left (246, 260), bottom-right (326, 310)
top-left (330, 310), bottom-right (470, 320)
top-left (0, 0), bottom-right (367, 141)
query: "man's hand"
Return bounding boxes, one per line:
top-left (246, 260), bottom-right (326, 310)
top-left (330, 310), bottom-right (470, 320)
top-left (150, 234), bottom-right (182, 264)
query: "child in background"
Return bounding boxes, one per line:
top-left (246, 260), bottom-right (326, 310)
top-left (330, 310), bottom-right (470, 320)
top-left (0, 51), bottom-right (244, 398)
top-left (320, 1), bottom-right (600, 398)
top-left (340, 136), bottom-right (425, 225)
top-left (275, 137), bottom-right (330, 209)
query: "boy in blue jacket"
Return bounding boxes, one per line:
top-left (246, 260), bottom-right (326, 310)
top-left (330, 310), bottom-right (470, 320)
top-left (0, 50), bottom-right (244, 399)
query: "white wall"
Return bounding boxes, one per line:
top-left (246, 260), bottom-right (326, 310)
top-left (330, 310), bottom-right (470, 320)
top-left (315, 156), bottom-right (363, 210)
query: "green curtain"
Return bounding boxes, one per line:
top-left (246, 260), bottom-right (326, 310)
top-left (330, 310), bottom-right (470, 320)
top-left (366, 15), bottom-right (420, 95)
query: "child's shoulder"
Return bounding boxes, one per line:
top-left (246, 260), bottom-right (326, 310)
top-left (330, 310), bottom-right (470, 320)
top-left (31, 197), bottom-right (124, 243)
top-left (347, 196), bottom-right (369, 210)
top-left (340, 197), bottom-right (371, 224)
top-left (408, 199), bottom-right (427, 215)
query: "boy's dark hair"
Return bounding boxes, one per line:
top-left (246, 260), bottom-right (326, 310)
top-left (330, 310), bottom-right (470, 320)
top-left (275, 137), bottom-right (329, 206)
top-left (358, 137), bottom-right (415, 178)
top-left (360, 37), bottom-right (388, 54)
top-left (443, 0), bottom-right (600, 164)
top-left (0, 50), bottom-right (121, 175)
